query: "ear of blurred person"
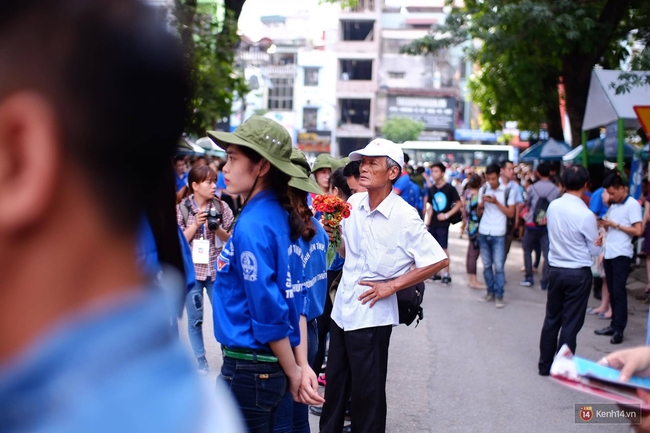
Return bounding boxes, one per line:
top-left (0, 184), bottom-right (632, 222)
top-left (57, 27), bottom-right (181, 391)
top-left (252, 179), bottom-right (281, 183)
top-left (0, 3), bottom-right (248, 433)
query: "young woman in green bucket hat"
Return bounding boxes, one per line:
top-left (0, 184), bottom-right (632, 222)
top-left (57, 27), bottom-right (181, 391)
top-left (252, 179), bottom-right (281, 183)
top-left (275, 147), bottom-right (328, 432)
top-left (207, 116), bottom-right (321, 432)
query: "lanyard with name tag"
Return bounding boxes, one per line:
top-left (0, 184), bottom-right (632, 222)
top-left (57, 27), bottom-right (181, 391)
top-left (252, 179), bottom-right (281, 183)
top-left (192, 238), bottom-right (210, 264)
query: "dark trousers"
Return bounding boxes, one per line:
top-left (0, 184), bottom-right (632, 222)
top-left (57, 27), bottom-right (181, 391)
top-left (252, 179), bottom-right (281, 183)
top-left (320, 322), bottom-right (392, 433)
top-left (313, 270), bottom-right (339, 376)
top-left (538, 267), bottom-right (592, 374)
top-left (466, 238), bottom-right (480, 274)
top-left (603, 256), bottom-right (632, 333)
top-left (523, 228), bottom-right (549, 286)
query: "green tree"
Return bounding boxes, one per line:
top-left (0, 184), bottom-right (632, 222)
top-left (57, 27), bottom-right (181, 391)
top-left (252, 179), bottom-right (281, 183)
top-left (381, 117), bottom-right (426, 143)
top-left (174, 0), bottom-right (249, 137)
top-left (401, 0), bottom-right (650, 145)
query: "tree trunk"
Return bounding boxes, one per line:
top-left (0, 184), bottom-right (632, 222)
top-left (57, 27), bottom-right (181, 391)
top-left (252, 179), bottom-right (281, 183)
top-left (561, 0), bottom-right (632, 147)
top-left (545, 98), bottom-right (564, 142)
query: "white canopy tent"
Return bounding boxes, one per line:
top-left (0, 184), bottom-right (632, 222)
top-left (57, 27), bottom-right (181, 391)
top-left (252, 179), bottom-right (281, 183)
top-left (581, 69), bottom-right (650, 168)
top-left (583, 69), bottom-right (650, 131)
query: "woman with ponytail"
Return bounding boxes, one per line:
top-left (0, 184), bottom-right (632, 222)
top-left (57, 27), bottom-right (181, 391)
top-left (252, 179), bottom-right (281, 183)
top-left (208, 116), bottom-right (322, 432)
top-left (274, 148), bottom-right (328, 433)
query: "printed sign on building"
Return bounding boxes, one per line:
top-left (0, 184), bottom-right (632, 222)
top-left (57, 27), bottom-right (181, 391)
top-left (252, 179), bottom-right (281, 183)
top-left (387, 96), bottom-right (456, 131)
top-left (297, 131), bottom-right (331, 153)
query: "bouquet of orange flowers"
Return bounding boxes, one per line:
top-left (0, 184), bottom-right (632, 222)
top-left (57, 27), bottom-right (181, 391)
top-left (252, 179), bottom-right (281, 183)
top-left (312, 194), bottom-right (352, 267)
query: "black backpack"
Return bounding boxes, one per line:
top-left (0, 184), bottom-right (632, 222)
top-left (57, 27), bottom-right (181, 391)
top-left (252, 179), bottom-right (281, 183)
top-left (532, 196), bottom-right (550, 227)
top-left (397, 282), bottom-right (425, 326)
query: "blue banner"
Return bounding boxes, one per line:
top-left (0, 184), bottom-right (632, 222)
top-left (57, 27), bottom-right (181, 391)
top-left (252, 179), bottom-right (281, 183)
top-left (630, 153), bottom-right (643, 200)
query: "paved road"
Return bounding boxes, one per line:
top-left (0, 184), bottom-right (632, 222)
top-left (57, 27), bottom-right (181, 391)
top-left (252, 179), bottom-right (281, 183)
top-left (181, 225), bottom-right (649, 432)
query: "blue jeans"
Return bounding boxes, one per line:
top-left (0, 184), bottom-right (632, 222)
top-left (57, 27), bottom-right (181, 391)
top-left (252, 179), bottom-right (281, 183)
top-left (185, 278), bottom-right (214, 359)
top-left (478, 234), bottom-right (506, 298)
top-left (274, 319), bottom-right (319, 433)
top-left (219, 356), bottom-right (288, 433)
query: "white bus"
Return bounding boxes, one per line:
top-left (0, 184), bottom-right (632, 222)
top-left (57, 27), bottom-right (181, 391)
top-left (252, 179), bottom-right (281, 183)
top-left (400, 141), bottom-right (517, 166)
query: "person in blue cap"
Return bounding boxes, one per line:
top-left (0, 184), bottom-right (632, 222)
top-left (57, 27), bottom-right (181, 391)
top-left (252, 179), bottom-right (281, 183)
top-left (274, 148), bottom-right (328, 433)
top-left (208, 116), bottom-right (322, 432)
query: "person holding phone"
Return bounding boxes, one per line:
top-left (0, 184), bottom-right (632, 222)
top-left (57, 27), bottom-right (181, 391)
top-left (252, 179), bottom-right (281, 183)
top-left (476, 163), bottom-right (517, 308)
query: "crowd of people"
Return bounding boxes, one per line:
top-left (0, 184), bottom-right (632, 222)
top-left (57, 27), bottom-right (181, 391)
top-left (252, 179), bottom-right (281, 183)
top-left (3, 2), bottom-right (650, 433)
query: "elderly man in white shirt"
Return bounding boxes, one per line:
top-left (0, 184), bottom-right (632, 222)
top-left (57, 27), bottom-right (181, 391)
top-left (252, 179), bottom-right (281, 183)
top-left (319, 138), bottom-right (448, 433)
top-left (538, 165), bottom-right (603, 376)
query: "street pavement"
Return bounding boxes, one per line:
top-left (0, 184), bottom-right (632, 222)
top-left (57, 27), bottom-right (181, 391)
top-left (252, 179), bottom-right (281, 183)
top-left (180, 224), bottom-right (650, 432)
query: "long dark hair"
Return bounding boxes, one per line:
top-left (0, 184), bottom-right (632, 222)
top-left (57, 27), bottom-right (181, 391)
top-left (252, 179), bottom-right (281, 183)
top-left (239, 146), bottom-right (305, 241)
top-left (288, 187), bottom-right (316, 241)
top-left (329, 168), bottom-right (352, 200)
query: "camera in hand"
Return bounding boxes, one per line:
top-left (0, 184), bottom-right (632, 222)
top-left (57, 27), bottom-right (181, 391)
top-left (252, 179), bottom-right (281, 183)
top-left (206, 207), bottom-right (221, 231)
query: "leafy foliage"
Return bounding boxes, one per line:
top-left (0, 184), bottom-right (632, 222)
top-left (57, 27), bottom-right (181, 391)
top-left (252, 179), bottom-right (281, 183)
top-left (173, 1), bottom-right (249, 137)
top-left (381, 117), bottom-right (426, 143)
top-left (401, 0), bottom-right (649, 142)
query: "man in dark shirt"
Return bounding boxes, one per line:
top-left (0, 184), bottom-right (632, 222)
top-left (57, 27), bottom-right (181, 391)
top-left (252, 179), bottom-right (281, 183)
top-left (426, 162), bottom-right (462, 284)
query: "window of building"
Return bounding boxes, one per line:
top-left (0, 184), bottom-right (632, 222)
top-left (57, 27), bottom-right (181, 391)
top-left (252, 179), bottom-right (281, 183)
top-left (339, 99), bottom-right (371, 127)
top-left (303, 108), bottom-right (318, 129)
top-left (341, 20), bottom-right (374, 41)
top-left (268, 77), bottom-right (294, 111)
top-left (304, 67), bottom-right (319, 86)
top-left (388, 71), bottom-right (405, 79)
top-left (340, 59), bottom-right (373, 80)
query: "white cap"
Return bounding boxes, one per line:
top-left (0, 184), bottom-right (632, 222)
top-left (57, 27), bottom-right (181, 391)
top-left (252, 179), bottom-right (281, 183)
top-left (349, 138), bottom-right (404, 167)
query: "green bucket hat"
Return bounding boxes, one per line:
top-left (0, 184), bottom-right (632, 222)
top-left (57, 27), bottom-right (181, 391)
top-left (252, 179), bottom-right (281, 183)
top-left (311, 153), bottom-right (334, 173)
top-left (331, 157), bottom-right (350, 171)
top-left (288, 148), bottom-right (323, 195)
top-left (207, 116), bottom-right (307, 179)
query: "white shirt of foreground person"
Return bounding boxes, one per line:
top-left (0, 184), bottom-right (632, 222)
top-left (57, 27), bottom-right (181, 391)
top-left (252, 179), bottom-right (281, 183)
top-left (547, 193), bottom-right (602, 268)
top-left (331, 191), bottom-right (447, 331)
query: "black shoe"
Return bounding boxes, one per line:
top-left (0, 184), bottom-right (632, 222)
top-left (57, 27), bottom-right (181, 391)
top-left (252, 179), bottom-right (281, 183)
top-left (430, 274), bottom-right (442, 281)
top-left (309, 405), bottom-right (323, 416)
top-left (594, 326), bottom-right (615, 336)
top-left (610, 332), bottom-right (624, 344)
top-left (441, 275), bottom-right (452, 285)
top-left (539, 370), bottom-right (550, 376)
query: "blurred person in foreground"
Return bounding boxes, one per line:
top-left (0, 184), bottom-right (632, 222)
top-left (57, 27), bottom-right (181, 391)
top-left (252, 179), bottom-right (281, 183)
top-left (0, 1), bottom-right (242, 432)
top-left (600, 346), bottom-right (650, 433)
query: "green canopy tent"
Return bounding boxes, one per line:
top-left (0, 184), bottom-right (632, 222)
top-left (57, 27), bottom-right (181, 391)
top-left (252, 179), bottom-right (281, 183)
top-left (562, 138), bottom-right (639, 164)
top-left (176, 137), bottom-right (205, 156)
top-left (519, 138), bottom-right (572, 162)
top-left (195, 136), bottom-right (226, 158)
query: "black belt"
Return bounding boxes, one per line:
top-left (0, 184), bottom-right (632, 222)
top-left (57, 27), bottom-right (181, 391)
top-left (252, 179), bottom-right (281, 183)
top-left (222, 347), bottom-right (278, 363)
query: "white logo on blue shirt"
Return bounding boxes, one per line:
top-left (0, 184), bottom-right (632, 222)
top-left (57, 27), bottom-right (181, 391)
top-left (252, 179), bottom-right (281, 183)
top-left (241, 251), bottom-right (258, 282)
top-left (433, 191), bottom-right (448, 211)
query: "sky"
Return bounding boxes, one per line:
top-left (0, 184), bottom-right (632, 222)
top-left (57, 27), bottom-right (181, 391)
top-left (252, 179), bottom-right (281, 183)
top-left (238, 0), bottom-right (324, 40)
top-left (238, 0), bottom-right (424, 40)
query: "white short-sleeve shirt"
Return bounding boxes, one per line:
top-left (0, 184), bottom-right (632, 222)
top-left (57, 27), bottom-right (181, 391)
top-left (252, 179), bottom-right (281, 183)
top-left (331, 192), bottom-right (447, 331)
top-left (604, 196), bottom-right (642, 259)
top-left (477, 183), bottom-right (517, 237)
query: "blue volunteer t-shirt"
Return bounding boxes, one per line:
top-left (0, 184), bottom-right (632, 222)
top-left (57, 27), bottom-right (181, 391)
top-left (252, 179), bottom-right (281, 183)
top-left (289, 218), bottom-right (329, 322)
top-left (589, 187), bottom-right (609, 218)
top-left (217, 172), bottom-right (227, 190)
top-left (212, 190), bottom-right (300, 350)
top-left (394, 173), bottom-right (417, 207)
top-left (175, 172), bottom-right (188, 193)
